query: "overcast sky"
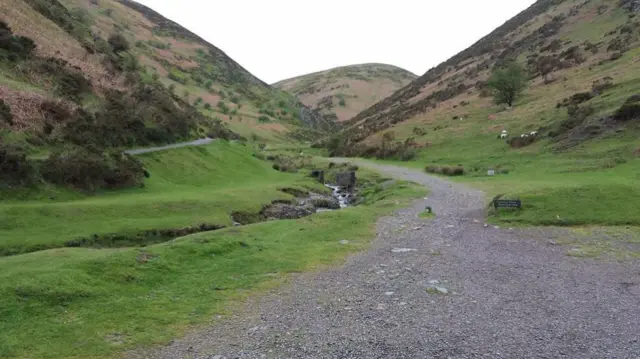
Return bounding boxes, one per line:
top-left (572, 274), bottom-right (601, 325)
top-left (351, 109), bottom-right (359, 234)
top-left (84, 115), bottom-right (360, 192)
top-left (135, 0), bottom-right (537, 84)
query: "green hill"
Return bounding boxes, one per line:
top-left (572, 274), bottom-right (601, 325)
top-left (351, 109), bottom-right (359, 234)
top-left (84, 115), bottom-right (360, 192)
top-left (274, 63), bottom-right (416, 122)
top-left (325, 0), bottom-right (640, 225)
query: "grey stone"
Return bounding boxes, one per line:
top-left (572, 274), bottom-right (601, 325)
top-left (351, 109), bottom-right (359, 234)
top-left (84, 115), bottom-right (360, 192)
top-left (335, 171), bottom-right (356, 188)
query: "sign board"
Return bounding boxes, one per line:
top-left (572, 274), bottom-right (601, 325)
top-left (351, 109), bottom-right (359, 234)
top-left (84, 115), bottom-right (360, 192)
top-left (494, 199), bottom-right (522, 209)
top-left (487, 170), bottom-right (495, 176)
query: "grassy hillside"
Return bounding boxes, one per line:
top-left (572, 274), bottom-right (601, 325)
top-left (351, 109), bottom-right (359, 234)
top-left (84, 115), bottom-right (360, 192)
top-left (274, 63), bottom-right (416, 122)
top-left (324, 0), bottom-right (640, 225)
top-left (0, 0), bottom-right (333, 151)
top-left (0, 144), bottom-right (425, 359)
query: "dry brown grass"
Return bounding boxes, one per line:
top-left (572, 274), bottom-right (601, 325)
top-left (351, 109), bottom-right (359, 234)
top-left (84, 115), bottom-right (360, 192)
top-left (0, 85), bottom-right (74, 131)
top-left (1, 0), bottom-right (126, 92)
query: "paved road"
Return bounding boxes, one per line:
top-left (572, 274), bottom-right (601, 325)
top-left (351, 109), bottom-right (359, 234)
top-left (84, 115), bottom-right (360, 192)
top-left (135, 160), bottom-right (640, 359)
top-left (124, 138), bottom-right (215, 155)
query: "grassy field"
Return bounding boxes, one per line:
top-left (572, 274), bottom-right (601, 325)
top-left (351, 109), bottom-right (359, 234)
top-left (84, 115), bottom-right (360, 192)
top-left (0, 141), bottom-right (324, 256)
top-left (0, 158), bottom-right (425, 359)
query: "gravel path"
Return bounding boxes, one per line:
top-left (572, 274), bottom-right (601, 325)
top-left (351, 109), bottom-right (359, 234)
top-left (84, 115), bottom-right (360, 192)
top-left (124, 138), bottom-right (216, 155)
top-left (135, 161), bottom-right (640, 359)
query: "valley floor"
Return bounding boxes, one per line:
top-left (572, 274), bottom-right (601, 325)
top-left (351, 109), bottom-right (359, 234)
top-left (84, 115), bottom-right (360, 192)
top-left (136, 160), bottom-right (640, 359)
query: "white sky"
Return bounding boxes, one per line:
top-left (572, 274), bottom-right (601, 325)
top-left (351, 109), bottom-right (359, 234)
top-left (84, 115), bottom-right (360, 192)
top-left (135, 0), bottom-right (537, 84)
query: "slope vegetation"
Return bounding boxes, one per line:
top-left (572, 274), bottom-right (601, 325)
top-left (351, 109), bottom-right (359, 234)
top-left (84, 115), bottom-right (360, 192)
top-left (329, 0), bottom-right (640, 225)
top-left (274, 63), bottom-right (416, 122)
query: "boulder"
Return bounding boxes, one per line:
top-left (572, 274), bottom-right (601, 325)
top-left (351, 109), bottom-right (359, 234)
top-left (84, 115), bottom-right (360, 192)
top-left (335, 171), bottom-right (356, 188)
top-left (262, 203), bottom-right (313, 220)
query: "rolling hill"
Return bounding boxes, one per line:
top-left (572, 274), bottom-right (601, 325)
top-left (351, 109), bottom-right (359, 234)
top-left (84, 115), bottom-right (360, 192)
top-left (324, 0), bottom-right (640, 226)
top-left (333, 0), bottom-right (640, 153)
top-left (0, 0), bottom-right (334, 149)
top-left (274, 63), bottom-right (416, 122)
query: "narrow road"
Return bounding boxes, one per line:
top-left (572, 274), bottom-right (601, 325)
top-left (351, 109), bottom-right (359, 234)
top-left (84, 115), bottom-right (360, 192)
top-left (137, 161), bottom-right (640, 359)
top-left (124, 138), bottom-right (215, 155)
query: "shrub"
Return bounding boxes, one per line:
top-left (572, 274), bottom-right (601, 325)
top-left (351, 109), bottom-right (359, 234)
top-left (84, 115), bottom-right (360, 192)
top-left (151, 73), bottom-right (160, 81)
top-left (0, 143), bottom-right (36, 186)
top-left (592, 77), bottom-right (614, 94)
top-left (0, 99), bottom-right (13, 126)
top-left (217, 100), bottom-right (229, 114)
top-left (108, 33), bottom-right (129, 53)
top-left (0, 21), bottom-right (36, 60)
top-left (613, 95), bottom-right (640, 122)
top-left (560, 45), bottom-right (586, 64)
top-left (425, 165), bottom-right (464, 176)
top-left (258, 115), bottom-right (270, 122)
top-left (507, 136), bottom-right (536, 148)
top-left (56, 70), bottom-right (92, 101)
top-left (203, 103), bottom-right (212, 110)
top-left (556, 92), bottom-right (594, 108)
top-left (42, 148), bottom-right (145, 191)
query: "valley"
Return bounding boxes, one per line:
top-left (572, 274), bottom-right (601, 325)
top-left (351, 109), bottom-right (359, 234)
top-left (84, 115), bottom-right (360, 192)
top-left (1, 0), bottom-right (639, 358)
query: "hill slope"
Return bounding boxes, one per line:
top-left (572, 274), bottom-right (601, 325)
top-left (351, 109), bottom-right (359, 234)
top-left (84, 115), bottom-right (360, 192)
top-left (327, 0), bottom-right (640, 226)
top-left (0, 0), bottom-right (333, 149)
top-left (335, 0), bottom-right (640, 151)
top-left (274, 63), bottom-right (416, 122)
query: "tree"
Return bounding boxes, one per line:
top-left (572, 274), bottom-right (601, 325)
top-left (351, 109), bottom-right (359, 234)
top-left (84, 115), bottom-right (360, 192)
top-left (108, 33), bottom-right (129, 53)
top-left (487, 62), bottom-right (528, 107)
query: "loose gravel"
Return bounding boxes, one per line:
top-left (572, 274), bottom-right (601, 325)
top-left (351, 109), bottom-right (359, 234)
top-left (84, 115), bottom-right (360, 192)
top-left (133, 161), bottom-right (640, 359)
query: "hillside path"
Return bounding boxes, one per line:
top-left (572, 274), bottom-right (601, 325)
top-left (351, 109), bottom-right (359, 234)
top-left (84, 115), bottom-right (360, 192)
top-left (138, 160), bottom-right (640, 359)
top-left (124, 138), bottom-right (216, 155)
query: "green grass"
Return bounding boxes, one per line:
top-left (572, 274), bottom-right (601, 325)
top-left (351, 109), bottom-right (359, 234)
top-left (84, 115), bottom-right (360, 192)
top-left (0, 172), bottom-right (425, 359)
top-left (0, 141), bottom-right (322, 256)
top-left (419, 210), bottom-right (436, 219)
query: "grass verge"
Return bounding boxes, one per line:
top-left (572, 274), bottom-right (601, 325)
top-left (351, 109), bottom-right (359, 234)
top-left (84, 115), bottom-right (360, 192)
top-left (0, 141), bottom-right (324, 256)
top-left (0, 165), bottom-right (425, 359)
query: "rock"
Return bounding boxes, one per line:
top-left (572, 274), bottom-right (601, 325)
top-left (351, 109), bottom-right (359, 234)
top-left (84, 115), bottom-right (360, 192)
top-left (426, 286), bottom-right (449, 295)
top-left (310, 169), bottom-right (324, 182)
top-left (473, 219), bottom-right (480, 223)
top-left (428, 279), bottom-right (441, 285)
top-left (384, 291), bottom-right (394, 296)
top-left (335, 171), bottom-right (356, 188)
top-left (309, 194), bottom-right (340, 209)
top-left (233, 221), bottom-right (242, 227)
top-left (493, 225), bottom-right (500, 229)
top-left (339, 240), bottom-right (349, 245)
top-left (375, 303), bottom-right (387, 310)
top-left (399, 302), bottom-right (407, 306)
top-left (413, 226), bottom-right (423, 230)
top-left (392, 248), bottom-right (417, 253)
top-left (483, 223), bottom-right (489, 228)
top-left (446, 225), bottom-right (455, 228)
top-left (262, 203), bottom-right (313, 220)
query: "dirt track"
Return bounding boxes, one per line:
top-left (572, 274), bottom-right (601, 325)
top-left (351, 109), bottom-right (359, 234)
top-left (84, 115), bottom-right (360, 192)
top-left (136, 160), bottom-right (640, 359)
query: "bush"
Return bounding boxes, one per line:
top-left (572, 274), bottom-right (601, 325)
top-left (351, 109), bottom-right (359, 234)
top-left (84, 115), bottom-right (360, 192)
top-left (203, 103), bottom-right (212, 110)
top-left (217, 100), bottom-right (230, 114)
top-left (0, 21), bottom-right (36, 60)
top-left (0, 143), bottom-right (36, 186)
top-left (0, 99), bottom-right (13, 126)
top-left (108, 33), bottom-right (129, 53)
top-left (507, 136), bottom-right (536, 148)
top-left (613, 95), bottom-right (640, 122)
top-left (591, 77), bottom-right (614, 94)
top-left (258, 115), bottom-right (270, 122)
top-left (42, 148), bottom-right (145, 191)
top-left (556, 92), bottom-right (594, 108)
top-left (425, 165), bottom-right (464, 176)
top-left (56, 70), bottom-right (92, 101)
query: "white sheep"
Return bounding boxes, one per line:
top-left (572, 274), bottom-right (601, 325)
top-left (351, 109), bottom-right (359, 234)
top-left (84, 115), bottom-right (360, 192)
top-left (530, 131), bottom-right (538, 136)
top-left (521, 133), bottom-right (529, 138)
top-left (500, 133), bottom-right (508, 139)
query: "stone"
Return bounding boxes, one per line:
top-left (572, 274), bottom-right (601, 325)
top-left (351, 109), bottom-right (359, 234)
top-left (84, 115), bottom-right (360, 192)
top-left (483, 223), bottom-right (489, 228)
top-left (392, 248), bottom-right (417, 253)
top-left (335, 171), bottom-right (356, 188)
top-left (375, 303), bottom-right (387, 310)
top-left (428, 279), bottom-right (441, 285)
top-left (339, 240), bottom-right (349, 245)
top-left (384, 292), bottom-right (394, 296)
top-left (426, 286), bottom-right (449, 295)
top-left (262, 203), bottom-right (313, 220)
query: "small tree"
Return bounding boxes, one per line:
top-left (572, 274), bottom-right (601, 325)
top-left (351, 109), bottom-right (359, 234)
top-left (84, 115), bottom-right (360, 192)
top-left (108, 33), bottom-right (129, 53)
top-left (487, 61), bottom-right (528, 107)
